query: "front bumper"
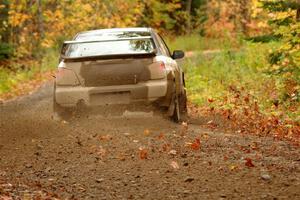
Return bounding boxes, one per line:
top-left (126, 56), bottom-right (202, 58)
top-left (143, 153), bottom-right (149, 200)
top-left (55, 79), bottom-right (168, 107)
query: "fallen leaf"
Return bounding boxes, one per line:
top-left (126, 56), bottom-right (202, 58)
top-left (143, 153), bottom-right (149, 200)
top-left (223, 155), bottom-right (229, 161)
top-left (229, 165), bottom-right (238, 170)
top-left (184, 177), bottom-right (194, 182)
top-left (144, 129), bottom-right (150, 136)
top-left (203, 133), bottom-right (210, 140)
top-left (208, 98), bottom-right (214, 103)
top-left (0, 196), bottom-right (13, 200)
top-left (96, 146), bottom-right (107, 159)
top-left (162, 143), bottom-right (171, 152)
top-left (90, 145), bottom-right (106, 159)
top-left (191, 138), bottom-right (201, 150)
top-left (250, 142), bottom-right (259, 150)
top-left (206, 120), bottom-right (218, 129)
top-left (207, 120), bottom-right (213, 124)
top-left (99, 134), bottom-right (112, 141)
top-left (218, 166), bottom-right (224, 171)
top-left (139, 148), bottom-right (148, 159)
top-left (170, 161), bottom-right (179, 169)
top-left (245, 158), bottom-right (255, 167)
top-left (157, 133), bottom-right (164, 140)
top-left (117, 153), bottom-right (126, 161)
top-left (123, 132), bottom-right (131, 136)
top-left (168, 149), bottom-right (177, 155)
top-left (184, 142), bottom-right (192, 147)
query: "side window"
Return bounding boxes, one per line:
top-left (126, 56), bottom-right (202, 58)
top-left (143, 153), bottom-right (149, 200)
top-left (154, 33), bottom-right (170, 57)
top-left (158, 34), bottom-right (171, 57)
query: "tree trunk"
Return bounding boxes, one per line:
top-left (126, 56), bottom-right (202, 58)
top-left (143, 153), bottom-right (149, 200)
top-left (296, 0), bottom-right (300, 21)
top-left (0, 0), bottom-right (10, 43)
top-left (186, 0), bottom-right (192, 34)
top-left (37, 0), bottom-right (44, 38)
top-left (238, 0), bottom-right (250, 36)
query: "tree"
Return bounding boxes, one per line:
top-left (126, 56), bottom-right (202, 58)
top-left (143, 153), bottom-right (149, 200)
top-left (141, 0), bottom-right (187, 34)
top-left (261, 0), bottom-right (300, 103)
top-left (0, 0), bottom-right (13, 60)
top-left (0, 0), bottom-right (9, 42)
top-left (204, 0), bottom-right (252, 37)
top-left (186, 0), bottom-right (192, 33)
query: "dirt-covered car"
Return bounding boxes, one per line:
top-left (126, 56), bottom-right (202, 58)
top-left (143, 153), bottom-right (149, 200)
top-left (54, 27), bottom-right (187, 122)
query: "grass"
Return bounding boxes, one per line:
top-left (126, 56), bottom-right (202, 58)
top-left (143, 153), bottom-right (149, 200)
top-left (165, 34), bottom-right (240, 52)
top-left (183, 42), bottom-right (272, 104)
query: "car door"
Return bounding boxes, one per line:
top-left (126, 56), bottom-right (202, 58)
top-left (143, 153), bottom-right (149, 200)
top-left (153, 33), bottom-right (177, 71)
top-left (155, 33), bottom-right (185, 94)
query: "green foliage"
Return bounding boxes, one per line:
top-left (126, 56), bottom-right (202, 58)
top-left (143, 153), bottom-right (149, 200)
top-left (142, 0), bottom-right (187, 34)
top-left (261, 0), bottom-right (300, 104)
top-left (246, 34), bottom-right (280, 43)
top-left (0, 49), bottom-right (58, 95)
top-left (262, 0), bottom-right (300, 12)
top-left (183, 42), bottom-right (271, 105)
top-left (0, 42), bottom-right (13, 60)
top-left (0, 0), bottom-right (9, 42)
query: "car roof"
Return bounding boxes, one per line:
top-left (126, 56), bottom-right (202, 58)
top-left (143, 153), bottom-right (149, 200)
top-left (76, 27), bottom-right (153, 38)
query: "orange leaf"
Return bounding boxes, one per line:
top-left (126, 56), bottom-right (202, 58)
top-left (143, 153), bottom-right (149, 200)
top-left (139, 149), bottom-right (148, 160)
top-left (223, 155), bottom-right (229, 161)
top-left (99, 134), bottom-right (112, 141)
top-left (144, 129), bottom-right (150, 136)
top-left (191, 138), bottom-right (201, 150)
top-left (157, 133), bottom-right (164, 140)
top-left (208, 98), bottom-right (214, 103)
top-left (245, 158), bottom-right (255, 167)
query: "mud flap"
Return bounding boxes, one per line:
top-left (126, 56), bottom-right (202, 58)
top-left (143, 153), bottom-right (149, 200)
top-left (167, 93), bottom-right (176, 116)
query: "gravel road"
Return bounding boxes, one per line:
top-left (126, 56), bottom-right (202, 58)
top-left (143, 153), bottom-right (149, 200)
top-left (0, 82), bottom-right (299, 199)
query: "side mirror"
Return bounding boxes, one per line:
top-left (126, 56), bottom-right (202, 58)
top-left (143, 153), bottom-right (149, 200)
top-left (172, 50), bottom-right (185, 59)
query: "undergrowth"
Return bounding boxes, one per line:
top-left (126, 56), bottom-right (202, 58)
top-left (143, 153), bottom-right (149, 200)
top-left (0, 49), bottom-right (58, 97)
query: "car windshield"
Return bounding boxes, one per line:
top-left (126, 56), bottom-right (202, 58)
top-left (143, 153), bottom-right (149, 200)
top-left (62, 38), bottom-right (155, 58)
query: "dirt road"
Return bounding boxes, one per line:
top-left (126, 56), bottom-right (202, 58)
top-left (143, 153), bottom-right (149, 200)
top-left (0, 82), bottom-right (299, 199)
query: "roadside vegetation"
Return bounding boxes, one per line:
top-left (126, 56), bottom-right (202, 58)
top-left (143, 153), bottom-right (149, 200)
top-left (165, 35), bottom-right (238, 52)
top-left (167, 36), bottom-right (299, 143)
top-left (0, 0), bottom-right (299, 141)
top-left (0, 49), bottom-right (58, 99)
